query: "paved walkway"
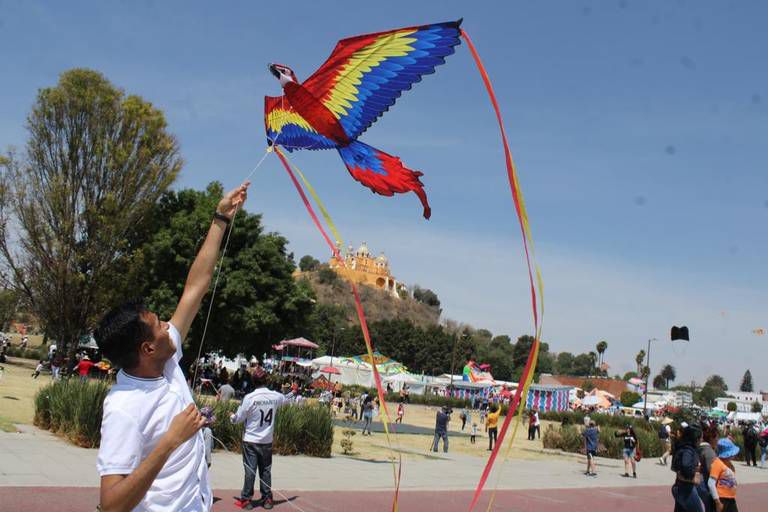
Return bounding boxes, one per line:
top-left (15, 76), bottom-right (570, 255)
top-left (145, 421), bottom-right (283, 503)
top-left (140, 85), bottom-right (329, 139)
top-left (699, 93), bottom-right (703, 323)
top-left (2, 426), bottom-right (767, 510)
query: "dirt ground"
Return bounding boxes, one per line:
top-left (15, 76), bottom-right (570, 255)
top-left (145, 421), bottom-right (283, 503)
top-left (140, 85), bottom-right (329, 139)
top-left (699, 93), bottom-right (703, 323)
top-left (0, 357), bottom-right (48, 427)
top-left (331, 402), bottom-right (556, 461)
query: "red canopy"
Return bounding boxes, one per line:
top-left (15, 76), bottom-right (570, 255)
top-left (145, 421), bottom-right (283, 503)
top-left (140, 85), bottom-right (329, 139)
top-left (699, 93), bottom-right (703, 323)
top-left (319, 366), bottom-right (341, 375)
top-left (280, 337), bottom-right (319, 349)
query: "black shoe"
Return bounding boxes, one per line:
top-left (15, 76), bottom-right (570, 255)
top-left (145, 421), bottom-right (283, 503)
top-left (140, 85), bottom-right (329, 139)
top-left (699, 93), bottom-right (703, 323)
top-left (622, 473), bottom-right (630, 478)
top-left (632, 472), bottom-right (637, 479)
top-left (263, 497), bottom-right (274, 510)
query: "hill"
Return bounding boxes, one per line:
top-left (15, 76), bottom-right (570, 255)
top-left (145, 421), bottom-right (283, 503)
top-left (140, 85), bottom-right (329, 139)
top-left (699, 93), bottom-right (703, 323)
top-left (297, 270), bottom-right (441, 328)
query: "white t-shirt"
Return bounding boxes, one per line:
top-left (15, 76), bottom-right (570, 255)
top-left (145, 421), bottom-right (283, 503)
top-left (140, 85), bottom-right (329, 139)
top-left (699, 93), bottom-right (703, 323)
top-left (96, 323), bottom-right (211, 512)
top-left (232, 387), bottom-right (286, 444)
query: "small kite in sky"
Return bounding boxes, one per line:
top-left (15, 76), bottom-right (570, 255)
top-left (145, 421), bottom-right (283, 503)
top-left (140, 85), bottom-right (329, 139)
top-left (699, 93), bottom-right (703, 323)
top-left (265, 20), bottom-right (463, 219)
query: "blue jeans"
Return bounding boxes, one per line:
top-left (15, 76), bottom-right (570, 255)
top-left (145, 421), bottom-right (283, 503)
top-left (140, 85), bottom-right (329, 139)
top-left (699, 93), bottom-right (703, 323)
top-left (761, 445), bottom-right (767, 467)
top-left (672, 483), bottom-right (704, 512)
top-left (241, 442), bottom-right (273, 501)
top-left (362, 413), bottom-right (373, 434)
top-left (432, 431), bottom-right (448, 452)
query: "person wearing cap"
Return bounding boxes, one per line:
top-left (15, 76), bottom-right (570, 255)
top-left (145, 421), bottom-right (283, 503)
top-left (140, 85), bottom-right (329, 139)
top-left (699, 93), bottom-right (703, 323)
top-left (231, 365), bottom-right (286, 510)
top-left (93, 182), bottom-right (250, 512)
top-left (670, 423), bottom-right (704, 511)
top-left (709, 438), bottom-right (740, 512)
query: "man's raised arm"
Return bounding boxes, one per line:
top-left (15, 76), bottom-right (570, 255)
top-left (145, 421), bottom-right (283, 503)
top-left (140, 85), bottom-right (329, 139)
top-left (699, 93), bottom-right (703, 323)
top-left (171, 182), bottom-right (250, 341)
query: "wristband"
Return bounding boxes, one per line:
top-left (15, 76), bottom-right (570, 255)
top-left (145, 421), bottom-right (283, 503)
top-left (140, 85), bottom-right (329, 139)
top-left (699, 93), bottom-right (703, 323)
top-left (213, 211), bottom-right (231, 225)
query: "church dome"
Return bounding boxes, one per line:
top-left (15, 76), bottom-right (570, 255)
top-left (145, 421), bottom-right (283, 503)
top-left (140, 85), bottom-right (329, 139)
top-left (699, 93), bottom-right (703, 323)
top-left (376, 252), bottom-right (388, 265)
top-left (356, 242), bottom-right (370, 257)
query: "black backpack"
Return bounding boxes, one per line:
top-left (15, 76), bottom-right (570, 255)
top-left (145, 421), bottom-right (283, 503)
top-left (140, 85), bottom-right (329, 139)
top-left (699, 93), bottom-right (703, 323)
top-left (658, 425), bottom-right (669, 440)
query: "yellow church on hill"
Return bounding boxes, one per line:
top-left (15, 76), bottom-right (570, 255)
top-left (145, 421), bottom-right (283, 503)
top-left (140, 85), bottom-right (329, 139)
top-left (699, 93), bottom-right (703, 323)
top-left (329, 242), bottom-right (406, 298)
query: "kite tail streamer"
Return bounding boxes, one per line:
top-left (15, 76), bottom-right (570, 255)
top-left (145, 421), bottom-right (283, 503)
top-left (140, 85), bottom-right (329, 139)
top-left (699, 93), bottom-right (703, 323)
top-left (274, 147), bottom-right (401, 512)
top-left (460, 29), bottom-right (544, 511)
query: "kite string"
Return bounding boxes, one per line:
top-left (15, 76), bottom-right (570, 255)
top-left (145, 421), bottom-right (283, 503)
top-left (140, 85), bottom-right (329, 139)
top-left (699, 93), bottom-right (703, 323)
top-left (191, 146), bottom-right (272, 392)
top-left (273, 147), bottom-right (402, 512)
top-left (459, 28), bottom-right (544, 512)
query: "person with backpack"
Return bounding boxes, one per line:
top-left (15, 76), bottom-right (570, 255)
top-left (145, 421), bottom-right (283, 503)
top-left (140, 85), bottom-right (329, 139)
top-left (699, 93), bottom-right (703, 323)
top-left (671, 423), bottom-right (705, 512)
top-left (659, 422), bottom-right (673, 465)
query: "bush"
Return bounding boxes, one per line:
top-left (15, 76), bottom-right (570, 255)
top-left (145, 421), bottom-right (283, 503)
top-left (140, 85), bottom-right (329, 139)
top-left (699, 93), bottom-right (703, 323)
top-left (620, 391), bottom-right (642, 407)
top-left (34, 379), bottom-right (110, 447)
top-left (6, 346), bottom-right (47, 361)
top-left (274, 403), bottom-right (333, 457)
top-left (543, 423), bottom-right (665, 459)
top-left (36, 381), bottom-right (334, 457)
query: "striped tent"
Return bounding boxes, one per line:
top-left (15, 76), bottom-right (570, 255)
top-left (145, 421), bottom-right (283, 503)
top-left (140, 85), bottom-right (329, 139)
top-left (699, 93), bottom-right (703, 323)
top-left (526, 384), bottom-right (572, 412)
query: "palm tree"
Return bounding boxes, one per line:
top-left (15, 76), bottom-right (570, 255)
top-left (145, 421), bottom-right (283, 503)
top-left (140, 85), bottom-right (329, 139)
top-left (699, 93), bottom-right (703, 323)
top-left (661, 364), bottom-right (676, 388)
top-left (653, 374), bottom-right (666, 390)
top-left (596, 340), bottom-right (608, 366)
top-left (635, 350), bottom-right (646, 374)
top-left (588, 351), bottom-right (598, 375)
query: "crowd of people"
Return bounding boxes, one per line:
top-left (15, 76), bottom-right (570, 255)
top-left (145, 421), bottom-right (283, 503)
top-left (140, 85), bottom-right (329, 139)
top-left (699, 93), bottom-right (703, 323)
top-left (577, 415), bottom-right (768, 511)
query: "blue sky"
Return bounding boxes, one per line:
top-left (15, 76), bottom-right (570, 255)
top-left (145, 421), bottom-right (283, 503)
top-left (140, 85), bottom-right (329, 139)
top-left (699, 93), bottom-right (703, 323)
top-left (1, 1), bottom-right (766, 390)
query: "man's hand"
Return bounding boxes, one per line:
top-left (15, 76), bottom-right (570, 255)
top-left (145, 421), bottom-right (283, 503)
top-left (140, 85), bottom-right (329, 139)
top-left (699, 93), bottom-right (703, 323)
top-left (714, 499), bottom-right (723, 512)
top-left (162, 404), bottom-right (206, 450)
top-left (217, 181), bottom-right (250, 219)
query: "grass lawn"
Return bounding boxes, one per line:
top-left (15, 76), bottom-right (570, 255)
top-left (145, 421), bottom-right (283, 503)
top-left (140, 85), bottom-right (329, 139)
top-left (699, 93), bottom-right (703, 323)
top-left (330, 403), bottom-right (554, 461)
top-left (0, 357), bottom-right (50, 426)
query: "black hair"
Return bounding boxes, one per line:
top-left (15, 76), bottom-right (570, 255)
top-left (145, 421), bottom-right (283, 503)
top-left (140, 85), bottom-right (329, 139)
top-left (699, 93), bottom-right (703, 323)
top-left (94, 300), bottom-right (153, 370)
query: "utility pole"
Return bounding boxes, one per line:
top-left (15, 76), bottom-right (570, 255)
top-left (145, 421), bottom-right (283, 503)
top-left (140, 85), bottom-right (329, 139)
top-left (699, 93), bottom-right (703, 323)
top-left (643, 338), bottom-right (657, 417)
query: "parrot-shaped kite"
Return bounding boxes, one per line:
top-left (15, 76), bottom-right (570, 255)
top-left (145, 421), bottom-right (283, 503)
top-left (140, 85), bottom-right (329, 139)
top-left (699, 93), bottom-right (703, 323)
top-left (265, 20), bottom-right (463, 219)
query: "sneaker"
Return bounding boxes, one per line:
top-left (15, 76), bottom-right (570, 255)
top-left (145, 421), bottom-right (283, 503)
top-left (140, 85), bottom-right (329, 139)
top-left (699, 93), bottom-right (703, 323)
top-left (589, 473), bottom-right (598, 477)
top-left (263, 497), bottom-right (274, 510)
top-left (633, 472), bottom-right (637, 479)
top-left (622, 473), bottom-right (630, 478)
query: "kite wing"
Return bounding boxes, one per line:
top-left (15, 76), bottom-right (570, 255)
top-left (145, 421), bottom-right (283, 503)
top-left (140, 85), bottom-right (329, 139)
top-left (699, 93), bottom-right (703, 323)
top-left (302, 20), bottom-right (462, 140)
top-left (264, 96), bottom-right (339, 151)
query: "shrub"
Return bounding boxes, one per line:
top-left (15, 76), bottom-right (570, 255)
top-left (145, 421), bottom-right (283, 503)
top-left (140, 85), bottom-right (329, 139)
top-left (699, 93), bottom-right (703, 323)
top-left (340, 429), bottom-right (356, 455)
top-left (35, 381), bottom-right (334, 457)
top-left (274, 403), bottom-right (333, 457)
top-left (6, 346), bottom-right (47, 360)
top-left (620, 391), bottom-right (642, 407)
top-left (726, 402), bottom-right (737, 412)
top-left (34, 379), bottom-right (110, 447)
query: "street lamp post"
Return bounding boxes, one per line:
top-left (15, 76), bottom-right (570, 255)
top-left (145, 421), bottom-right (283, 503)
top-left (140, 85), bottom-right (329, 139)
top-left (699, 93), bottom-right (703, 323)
top-left (642, 338), bottom-right (657, 417)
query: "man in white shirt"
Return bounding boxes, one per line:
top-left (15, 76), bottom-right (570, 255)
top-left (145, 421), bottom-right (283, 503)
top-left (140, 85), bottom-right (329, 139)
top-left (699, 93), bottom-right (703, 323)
top-left (231, 366), bottom-right (286, 510)
top-left (93, 182), bottom-right (250, 512)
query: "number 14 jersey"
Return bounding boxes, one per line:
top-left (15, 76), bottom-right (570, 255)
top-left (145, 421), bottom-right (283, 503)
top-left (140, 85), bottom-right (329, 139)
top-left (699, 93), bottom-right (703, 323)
top-left (232, 387), bottom-right (287, 444)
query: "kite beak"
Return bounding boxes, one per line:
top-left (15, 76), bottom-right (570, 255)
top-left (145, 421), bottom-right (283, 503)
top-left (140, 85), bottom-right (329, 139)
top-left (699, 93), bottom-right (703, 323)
top-left (268, 63), bottom-right (280, 79)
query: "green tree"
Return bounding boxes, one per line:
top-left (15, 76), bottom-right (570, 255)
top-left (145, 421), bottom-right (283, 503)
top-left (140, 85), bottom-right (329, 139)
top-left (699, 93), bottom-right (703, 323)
top-left (705, 375), bottom-right (728, 391)
top-left (138, 183), bottom-right (315, 356)
top-left (739, 370), bottom-right (754, 392)
top-left (620, 391), bottom-right (642, 407)
top-left (635, 350), bottom-right (646, 374)
top-left (581, 379), bottom-right (596, 392)
top-left (726, 401), bottom-right (737, 412)
top-left (661, 364), bottom-right (676, 388)
top-left (412, 285), bottom-right (440, 308)
top-left (623, 371), bottom-right (638, 381)
top-left (555, 352), bottom-right (575, 375)
top-left (0, 69), bottom-right (180, 353)
top-left (0, 288), bottom-right (19, 331)
top-left (751, 401), bottom-right (763, 413)
top-left (316, 265), bottom-right (339, 285)
top-left (572, 353), bottom-right (594, 376)
top-left (596, 340), bottom-right (608, 366)
top-left (653, 374), bottom-right (667, 390)
top-left (299, 255), bottom-right (320, 272)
